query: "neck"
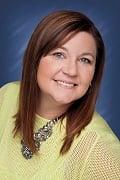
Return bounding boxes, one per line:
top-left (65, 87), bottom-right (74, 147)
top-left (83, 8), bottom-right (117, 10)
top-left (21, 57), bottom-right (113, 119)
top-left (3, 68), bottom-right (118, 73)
top-left (36, 95), bottom-right (70, 120)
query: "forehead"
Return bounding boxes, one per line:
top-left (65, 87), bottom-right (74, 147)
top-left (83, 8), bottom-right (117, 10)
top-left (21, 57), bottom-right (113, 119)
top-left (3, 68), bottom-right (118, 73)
top-left (58, 32), bottom-right (97, 55)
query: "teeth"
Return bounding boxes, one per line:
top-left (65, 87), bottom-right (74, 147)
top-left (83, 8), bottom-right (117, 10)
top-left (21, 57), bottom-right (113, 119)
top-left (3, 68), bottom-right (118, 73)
top-left (57, 80), bottom-right (75, 88)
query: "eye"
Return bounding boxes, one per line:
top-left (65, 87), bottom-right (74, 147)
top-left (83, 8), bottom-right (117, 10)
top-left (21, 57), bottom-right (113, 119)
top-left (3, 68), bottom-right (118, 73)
top-left (52, 52), bottom-right (65, 60)
top-left (80, 57), bottom-right (92, 64)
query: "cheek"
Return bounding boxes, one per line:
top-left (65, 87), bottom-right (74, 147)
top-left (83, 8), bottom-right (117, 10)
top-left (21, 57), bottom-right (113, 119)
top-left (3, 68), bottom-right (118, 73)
top-left (77, 69), bottom-right (95, 97)
top-left (88, 70), bottom-right (95, 82)
top-left (37, 60), bottom-right (56, 83)
top-left (80, 68), bottom-right (95, 86)
top-left (37, 61), bottom-right (48, 84)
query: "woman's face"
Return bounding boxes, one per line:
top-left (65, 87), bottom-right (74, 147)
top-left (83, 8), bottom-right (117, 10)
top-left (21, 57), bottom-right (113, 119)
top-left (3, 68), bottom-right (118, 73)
top-left (37, 32), bottom-right (96, 107)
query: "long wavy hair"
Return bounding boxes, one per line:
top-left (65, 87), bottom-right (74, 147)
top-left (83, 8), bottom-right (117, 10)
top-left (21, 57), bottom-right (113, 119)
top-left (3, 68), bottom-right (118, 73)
top-left (13, 10), bottom-right (105, 155)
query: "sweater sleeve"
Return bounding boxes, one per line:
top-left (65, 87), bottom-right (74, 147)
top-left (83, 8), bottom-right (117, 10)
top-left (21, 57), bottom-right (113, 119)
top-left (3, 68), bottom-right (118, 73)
top-left (0, 83), bottom-right (11, 139)
top-left (0, 81), bottom-right (19, 112)
top-left (0, 82), bottom-right (16, 140)
top-left (0, 83), bottom-right (8, 111)
top-left (81, 133), bottom-right (120, 180)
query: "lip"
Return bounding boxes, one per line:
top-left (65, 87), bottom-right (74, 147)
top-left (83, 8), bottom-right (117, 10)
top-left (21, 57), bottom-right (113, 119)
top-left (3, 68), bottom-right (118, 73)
top-left (54, 79), bottom-right (78, 86)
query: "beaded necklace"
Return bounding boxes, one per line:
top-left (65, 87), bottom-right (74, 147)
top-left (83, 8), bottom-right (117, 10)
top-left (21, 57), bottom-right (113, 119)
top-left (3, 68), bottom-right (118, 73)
top-left (21, 116), bottom-right (61, 159)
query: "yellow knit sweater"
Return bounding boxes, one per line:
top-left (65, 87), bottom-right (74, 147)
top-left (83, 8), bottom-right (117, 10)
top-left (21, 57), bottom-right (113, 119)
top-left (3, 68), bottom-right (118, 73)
top-left (0, 82), bottom-right (120, 180)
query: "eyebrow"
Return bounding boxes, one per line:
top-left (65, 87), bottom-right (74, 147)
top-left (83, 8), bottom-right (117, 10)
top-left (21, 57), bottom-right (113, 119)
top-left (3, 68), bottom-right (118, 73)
top-left (80, 52), bottom-right (96, 60)
top-left (58, 46), bottom-right (96, 60)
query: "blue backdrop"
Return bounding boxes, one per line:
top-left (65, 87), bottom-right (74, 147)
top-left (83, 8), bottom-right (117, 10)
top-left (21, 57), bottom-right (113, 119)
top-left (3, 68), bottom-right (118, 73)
top-left (0, 0), bottom-right (120, 138)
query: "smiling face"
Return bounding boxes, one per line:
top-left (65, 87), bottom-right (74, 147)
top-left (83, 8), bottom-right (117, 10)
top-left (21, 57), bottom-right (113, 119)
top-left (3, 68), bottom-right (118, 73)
top-left (37, 32), bottom-right (96, 108)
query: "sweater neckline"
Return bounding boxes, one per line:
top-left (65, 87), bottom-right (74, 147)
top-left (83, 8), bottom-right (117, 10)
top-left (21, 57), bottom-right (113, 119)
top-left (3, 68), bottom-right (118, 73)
top-left (35, 113), bottom-right (51, 122)
top-left (35, 113), bottom-right (66, 131)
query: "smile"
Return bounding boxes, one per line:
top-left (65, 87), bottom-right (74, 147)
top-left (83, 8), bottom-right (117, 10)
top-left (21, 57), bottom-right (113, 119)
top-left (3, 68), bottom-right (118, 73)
top-left (55, 80), bottom-right (77, 88)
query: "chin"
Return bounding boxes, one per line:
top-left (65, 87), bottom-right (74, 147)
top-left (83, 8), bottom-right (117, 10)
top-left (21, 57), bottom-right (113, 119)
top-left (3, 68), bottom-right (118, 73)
top-left (54, 97), bottom-right (75, 105)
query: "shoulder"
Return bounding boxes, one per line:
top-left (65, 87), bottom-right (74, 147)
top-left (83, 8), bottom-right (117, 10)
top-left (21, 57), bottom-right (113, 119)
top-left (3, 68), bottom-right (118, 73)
top-left (0, 81), bottom-right (20, 110)
top-left (72, 112), bottom-right (119, 151)
top-left (86, 111), bottom-right (119, 141)
top-left (67, 112), bottom-right (120, 179)
top-left (75, 111), bottom-right (120, 158)
top-left (79, 112), bottom-right (120, 179)
top-left (0, 81), bottom-right (20, 92)
top-left (0, 81), bottom-right (20, 97)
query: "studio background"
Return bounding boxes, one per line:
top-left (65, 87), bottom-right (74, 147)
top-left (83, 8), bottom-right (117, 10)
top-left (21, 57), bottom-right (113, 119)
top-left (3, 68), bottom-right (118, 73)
top-left (0, 0), bottom-right (120, 138)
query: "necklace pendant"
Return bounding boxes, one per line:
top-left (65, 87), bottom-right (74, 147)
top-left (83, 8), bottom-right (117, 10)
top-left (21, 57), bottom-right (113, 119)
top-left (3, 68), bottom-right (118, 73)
top-left (21, 140), bottom-right (33, 159)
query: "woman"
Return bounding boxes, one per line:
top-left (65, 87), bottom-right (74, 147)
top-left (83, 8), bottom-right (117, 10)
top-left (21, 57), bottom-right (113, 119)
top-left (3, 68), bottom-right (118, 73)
top-left (0, 10), bottom-right (120, 179)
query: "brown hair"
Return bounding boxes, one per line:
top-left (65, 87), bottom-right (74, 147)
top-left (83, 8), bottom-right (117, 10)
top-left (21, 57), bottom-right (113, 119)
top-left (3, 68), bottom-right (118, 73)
top-left (13, 10), bottom-right (105, 155)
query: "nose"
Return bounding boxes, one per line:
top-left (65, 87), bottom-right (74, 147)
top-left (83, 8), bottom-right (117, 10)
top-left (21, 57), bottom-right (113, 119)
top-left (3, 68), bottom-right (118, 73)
top-left (61, 59), bottom-right (78, 76)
